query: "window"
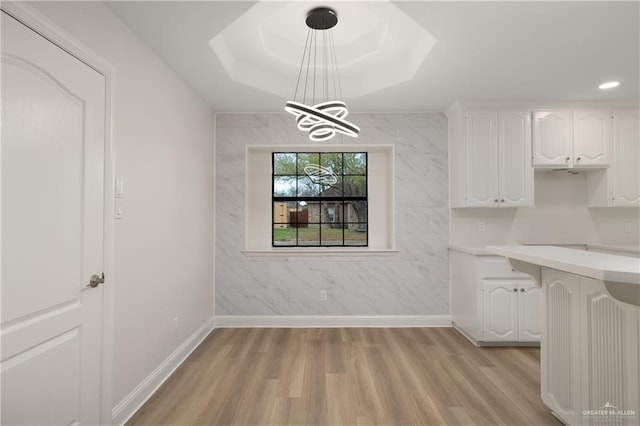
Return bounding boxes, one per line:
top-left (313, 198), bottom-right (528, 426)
top-left (245, 144), bottom-right (394, 254)
top-left (272, 152), bottom-right (368, 247)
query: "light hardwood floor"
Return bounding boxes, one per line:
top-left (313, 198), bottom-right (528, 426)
top-left (127, 328), bottom-right (561, 426)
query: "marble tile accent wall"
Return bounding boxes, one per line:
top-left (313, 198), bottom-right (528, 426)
top-left (215, 113), bottom-right (449, 315)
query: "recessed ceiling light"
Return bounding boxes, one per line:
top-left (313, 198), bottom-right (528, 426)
top-left (599, 81), bottom-right (620, 89)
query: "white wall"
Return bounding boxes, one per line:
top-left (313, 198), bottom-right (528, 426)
top-left (28, 0), bottom-right (215, 418)
top-left (215, 113), bottom-right (449, 317)
top-left (451, 170), bottom-right (639, 246)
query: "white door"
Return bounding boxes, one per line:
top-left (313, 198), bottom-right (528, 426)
top-left (1, 11), bottom-right (105, 425)
top-left (465, 110), bottom-right (499, 206)
top-left (482, 280), bottom-right (518, 341)
top-left (573, 109), bottom-right (612, 167)
top-left (532, 110), bottom-right (573, 167)
top-left (517, 281), bottom-right (541, 342)
top-left (498, 110), bottom-right (533, 206)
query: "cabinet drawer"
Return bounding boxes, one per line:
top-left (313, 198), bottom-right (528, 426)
top-left (480, 256), bottom-right (531, 278)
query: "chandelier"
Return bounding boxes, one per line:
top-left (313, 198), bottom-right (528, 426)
top-left (284, 7), bottom-right (360, 142)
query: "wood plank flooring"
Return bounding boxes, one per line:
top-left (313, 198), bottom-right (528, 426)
top-left (127, 328), bottom-right (561, 426)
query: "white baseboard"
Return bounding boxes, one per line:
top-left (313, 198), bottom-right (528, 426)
top-left (112, 316), bottom-right (215, 425)
top-left (214, 315), bottom-right (452, 328)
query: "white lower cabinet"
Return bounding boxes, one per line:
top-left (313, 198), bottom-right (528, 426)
top-left (483, 280), bottom-right (541, 342)
top-left (541, 268), bottom-right (640, 426)
top-left (450, 249), bottom-right (540, 345)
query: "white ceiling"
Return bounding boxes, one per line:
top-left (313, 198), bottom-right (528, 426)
top-left (106, 1), bottom-right (640, 113)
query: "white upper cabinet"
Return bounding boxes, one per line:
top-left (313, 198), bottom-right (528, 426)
top-left (449, 105), bottom-right (533, 208)
top-left (612, 109), bottom-right (640, 206)
top-left (499, 111), bottom-right (533, 206)
top-left (573, 109), bottom-right (612, 166)
top-left (532, 110), bottom-right (573, 167)
top-left (465, 110), bottom-right (499, 206)
top-left (533, 109), bottom-right (612, 168)
top-left (587, 109), bottom-right (640, 207)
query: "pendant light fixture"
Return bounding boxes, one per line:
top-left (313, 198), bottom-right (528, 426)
top-left (284, 7), bottom-right (360, 142)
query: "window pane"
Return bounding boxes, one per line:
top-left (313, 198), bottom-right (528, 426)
top-left (345, 201), bottom-right (367, 224)
top-left (273, 153), bottom-right (297, 175)
top-left (318, 178), bottom-right (342, 197)
top-left (320, 201), bottom-right (344, 225)
top-left (297, 153), bottom-right (320, 175)
top-left (273, 225), bottom-right (296, 246)
top-left (320, 153), bottom-right (343, 175)
top-left (343, 153), bottom-right (366, 175)
top-left (344, 226), bottom-right (367, 246)
top-left (273, 176), bottom-right (296, 197)
top-left (297, 228), bottom-right (319, 246)
top-left (297, 176), bottom-right (320, 197)
top-left (273, 202), bottom-right (289, 225)
top-left (289, 205), bottom-right (309, 228)
top-left (305, 202), bottom-right (320, 225)
top-left (342, 176), bottom-right (366, 196)
top-left (320, 224), bottom-right (344, 246)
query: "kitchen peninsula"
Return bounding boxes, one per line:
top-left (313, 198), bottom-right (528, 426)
top-left (487, 245), bottom-right (640, 426)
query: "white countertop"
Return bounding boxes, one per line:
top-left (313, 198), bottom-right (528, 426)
top-left (487, 245), bottom-right (640, 285)
top-left (586, 244), bottom-right (640, 256)
top-left (449, 243), bottom-right (639, 257)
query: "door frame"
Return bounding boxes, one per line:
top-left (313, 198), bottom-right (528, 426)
top-left (1, 2), bottom-right (116, 424)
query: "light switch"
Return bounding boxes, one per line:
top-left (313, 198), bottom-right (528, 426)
top-left (115, 199), bottom-right (124, 219)
top-left (115, 178), bottom-right (124, 198)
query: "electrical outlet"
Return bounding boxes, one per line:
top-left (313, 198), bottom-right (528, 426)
top-left (320, 290), bottom-right (328, 302)
top-left (478, 222), bottom-right (485, 232)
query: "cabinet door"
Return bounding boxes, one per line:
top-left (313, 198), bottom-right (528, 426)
top-left (482, 281), bottom-right (518, 341)
top-left (465, 110), bottom-right (499, 206)
top-left (612, 110), bottom-right (640, 206)
top-left (580, 279), bottom-right (639, 426)
top-left (573, 109), bottom-right (612, 167)
top-left (532, 110), bottom-right (573, 167)
top-left (541, 269), bottom-right (582, 426)
top-left (517, 281), bottom-right (541, 342)
top-left (498, 110), bottom-right (533, 206)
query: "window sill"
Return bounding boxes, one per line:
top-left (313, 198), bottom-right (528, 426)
top-left (241, 248), bottom-right (399, 257)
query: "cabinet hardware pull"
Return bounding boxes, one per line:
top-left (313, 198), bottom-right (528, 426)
top-left (513, 288), bottom-right (518, 292)
top-left (494, 199), bottom-right (499, 202)
top-left (576, 156), bottom-right (581, 161)
top-left (565, 156), bottom-right (571, 161)
top-left (500, 199), bottom-right (505, 203)
top-left (520, 288), bottom-right (525, 292)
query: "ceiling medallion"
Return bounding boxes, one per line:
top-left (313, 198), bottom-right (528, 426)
top-left (284, 7), bottom-right (360, 142)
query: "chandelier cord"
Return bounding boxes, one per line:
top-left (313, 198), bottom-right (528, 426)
top-left (330, 30), bottom-right (343, 100)
top-left (294, 19), bottom-right (343, 105)
top-left (293, 28), bottom-right (311, 103)
top-left (302, 28), bottom-right (313, 104)
top-left (313, 29), bottom-right (317, 105)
